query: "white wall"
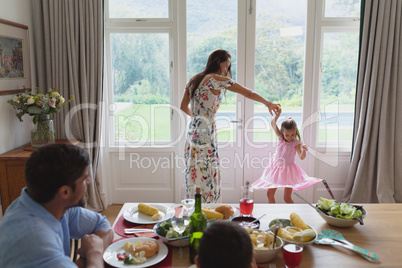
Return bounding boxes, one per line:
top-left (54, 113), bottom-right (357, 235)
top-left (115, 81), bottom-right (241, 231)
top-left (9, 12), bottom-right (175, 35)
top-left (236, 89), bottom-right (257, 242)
top-left (0, 0), bottom-right (35, 154)
top-left (0, 0), bottom-right (35, 217)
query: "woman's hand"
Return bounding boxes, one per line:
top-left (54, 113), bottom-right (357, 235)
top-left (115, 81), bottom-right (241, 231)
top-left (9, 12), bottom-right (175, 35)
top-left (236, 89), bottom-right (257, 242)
top-left (267, 102), bottom-right (281, 116)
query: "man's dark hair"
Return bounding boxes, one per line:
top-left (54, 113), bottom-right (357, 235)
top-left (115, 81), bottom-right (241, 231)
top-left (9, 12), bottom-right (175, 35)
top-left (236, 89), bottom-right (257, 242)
top-left (197, 221), bottom-right (253, 268)
top-left (25, 144), bottom-right (90, 204)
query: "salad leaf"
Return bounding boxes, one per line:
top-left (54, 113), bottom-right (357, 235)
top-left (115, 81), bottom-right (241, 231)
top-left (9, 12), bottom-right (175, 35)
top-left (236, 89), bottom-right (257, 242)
top-left (317, 197), bottom-right (363, 219)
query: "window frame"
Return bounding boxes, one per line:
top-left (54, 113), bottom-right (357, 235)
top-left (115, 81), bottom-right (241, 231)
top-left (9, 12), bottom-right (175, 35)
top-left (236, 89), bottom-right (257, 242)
top-left (305, 0), bottom-right (360, 153)
top-left (104, 0), bottom-right (180, 148)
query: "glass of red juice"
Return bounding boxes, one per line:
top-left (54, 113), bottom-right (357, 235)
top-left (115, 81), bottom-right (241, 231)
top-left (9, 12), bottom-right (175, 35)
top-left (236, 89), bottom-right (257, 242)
top-left (240, 184), bottom-right (254, 216)
top-left (283, 227), bottom-right (304, 268)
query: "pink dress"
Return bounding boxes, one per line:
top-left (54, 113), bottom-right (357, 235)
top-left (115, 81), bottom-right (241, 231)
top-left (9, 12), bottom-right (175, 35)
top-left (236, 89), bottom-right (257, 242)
top-left (252, 136), bottom-right (322, 191)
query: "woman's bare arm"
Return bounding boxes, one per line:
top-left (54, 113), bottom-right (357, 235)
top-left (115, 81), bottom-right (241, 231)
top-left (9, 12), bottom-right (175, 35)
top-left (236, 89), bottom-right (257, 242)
top-left (180, 86), bottom-right (192, 116)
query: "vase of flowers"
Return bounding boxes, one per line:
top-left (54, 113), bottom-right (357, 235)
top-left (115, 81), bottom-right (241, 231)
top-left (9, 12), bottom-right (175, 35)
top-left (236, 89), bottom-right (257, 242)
top-left (8, 87), bottom-right (73, 148)
top-left (30, 114), bottom-right (55, 147)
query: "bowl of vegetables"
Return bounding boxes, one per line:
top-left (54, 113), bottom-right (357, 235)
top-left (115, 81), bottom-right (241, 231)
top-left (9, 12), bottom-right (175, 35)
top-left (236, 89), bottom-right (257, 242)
top-left (316, 197), bottom-right (367, 227)
top-left (153, 219), bottom-right (190, 247)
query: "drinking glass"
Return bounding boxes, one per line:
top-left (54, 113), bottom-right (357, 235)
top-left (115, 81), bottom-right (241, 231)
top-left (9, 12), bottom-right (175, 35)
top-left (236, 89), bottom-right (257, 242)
top-left (283, 226), bottom-right (304, 268)
top-left (239, 184), bottom-right (254, 216)
top-left (181, 184), bottom-right (196, 217)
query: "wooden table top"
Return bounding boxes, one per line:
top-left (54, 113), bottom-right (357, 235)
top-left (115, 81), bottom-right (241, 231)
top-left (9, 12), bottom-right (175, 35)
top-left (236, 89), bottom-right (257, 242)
top-left (113, 203), bottom-right (402, 268)
top-left (0, 139), bottom-right (81, 160)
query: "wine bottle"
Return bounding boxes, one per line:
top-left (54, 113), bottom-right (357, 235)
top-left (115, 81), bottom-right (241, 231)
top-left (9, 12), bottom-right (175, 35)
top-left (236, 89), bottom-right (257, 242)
top-left (189, 186), bottom-right (207, 264)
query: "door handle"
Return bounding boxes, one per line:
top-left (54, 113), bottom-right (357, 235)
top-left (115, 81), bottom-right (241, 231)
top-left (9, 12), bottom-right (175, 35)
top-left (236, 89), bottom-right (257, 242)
top-left (230, 119), bottom-right (242, 124)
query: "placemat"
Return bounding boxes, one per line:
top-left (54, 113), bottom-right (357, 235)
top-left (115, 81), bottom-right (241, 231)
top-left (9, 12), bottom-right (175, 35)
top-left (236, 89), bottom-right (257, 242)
top-left (114, 206), bottom-right (183, 238)
top-left (105, 237), bottom-right (173, 268)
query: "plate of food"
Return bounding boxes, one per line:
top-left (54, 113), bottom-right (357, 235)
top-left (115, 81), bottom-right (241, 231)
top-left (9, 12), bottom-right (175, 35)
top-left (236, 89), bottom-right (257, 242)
top-left (201, 203), bottom-right (240, 221)
top-left (123, 203), bottom-right (175, 224)
top-left (103, 237), bottom-right (168, 268)
top-left (268, 213), bottom-right (317, 246)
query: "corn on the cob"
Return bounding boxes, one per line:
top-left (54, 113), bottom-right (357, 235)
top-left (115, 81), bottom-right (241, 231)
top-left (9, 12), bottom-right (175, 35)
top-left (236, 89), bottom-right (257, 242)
top-left (300, 228), bottom-right (316, 242)
top-left (290, 212), bottom-right (310, 230)
top-left (138, 203), bottom-right (159, 216)
top-left (277, 227), bottom-right (293, 241)
top-left (202, 208), bottom-right (224, 220)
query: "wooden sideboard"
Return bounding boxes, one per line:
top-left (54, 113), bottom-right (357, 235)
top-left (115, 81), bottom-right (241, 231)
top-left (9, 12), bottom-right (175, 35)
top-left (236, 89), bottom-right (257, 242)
top-left (0, 140), bottom-right (80, 214)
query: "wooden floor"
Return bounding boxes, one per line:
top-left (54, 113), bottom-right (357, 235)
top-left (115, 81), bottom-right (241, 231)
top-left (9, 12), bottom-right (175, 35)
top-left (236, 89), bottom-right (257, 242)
top-left (100, 204), bottom-right (123, 226)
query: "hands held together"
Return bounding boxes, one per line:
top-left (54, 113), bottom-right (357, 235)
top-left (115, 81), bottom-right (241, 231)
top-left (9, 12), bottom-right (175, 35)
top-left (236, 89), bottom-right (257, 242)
top-left (267, 102), bottom-right (281, 116)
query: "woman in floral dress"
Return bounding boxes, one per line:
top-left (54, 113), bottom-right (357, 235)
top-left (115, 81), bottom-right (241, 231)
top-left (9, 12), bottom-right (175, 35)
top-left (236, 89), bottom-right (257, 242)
top-left (180, 49), bottom-right (281, 203)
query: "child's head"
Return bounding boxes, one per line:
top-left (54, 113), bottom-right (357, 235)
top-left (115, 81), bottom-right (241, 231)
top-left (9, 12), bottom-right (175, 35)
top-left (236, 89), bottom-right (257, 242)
top-left (196, 221), bottom-right (254, 268)
top-left (280, 118), bottom-right (301, 142)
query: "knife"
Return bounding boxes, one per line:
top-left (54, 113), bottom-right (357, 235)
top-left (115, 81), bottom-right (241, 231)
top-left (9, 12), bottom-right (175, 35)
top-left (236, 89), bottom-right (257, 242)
top-left (124, 228), bottom-right (154, 234)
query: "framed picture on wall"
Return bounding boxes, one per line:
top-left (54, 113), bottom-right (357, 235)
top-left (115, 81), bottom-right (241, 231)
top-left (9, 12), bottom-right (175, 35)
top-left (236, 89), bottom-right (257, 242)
top-left (0, 19), bottom-right (31, 96)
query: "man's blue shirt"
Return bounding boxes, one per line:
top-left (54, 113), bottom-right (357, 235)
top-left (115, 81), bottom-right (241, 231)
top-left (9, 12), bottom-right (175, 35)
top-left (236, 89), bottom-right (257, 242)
top-left (0, 188), bottom-right (111, 267)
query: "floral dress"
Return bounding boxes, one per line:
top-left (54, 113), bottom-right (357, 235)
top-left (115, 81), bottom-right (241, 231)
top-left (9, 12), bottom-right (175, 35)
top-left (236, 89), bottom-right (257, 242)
top-left (184, 76), bottom-right (235, 203)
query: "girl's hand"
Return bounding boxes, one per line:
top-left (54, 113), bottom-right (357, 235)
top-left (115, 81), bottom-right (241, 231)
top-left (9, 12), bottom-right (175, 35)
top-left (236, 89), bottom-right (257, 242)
top-left (274, 106), bottom-right (282, 117)
top-left (301, 144), bottom-right (308, 151)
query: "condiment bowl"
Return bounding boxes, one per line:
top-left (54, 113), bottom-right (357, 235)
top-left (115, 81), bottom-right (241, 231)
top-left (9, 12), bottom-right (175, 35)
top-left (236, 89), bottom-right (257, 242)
top-left (231, 216), bottom-right (260, 229)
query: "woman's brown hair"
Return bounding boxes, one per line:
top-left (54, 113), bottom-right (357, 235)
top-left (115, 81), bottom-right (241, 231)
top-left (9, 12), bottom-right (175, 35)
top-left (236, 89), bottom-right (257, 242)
top-left (187, 49), bottom-right (232, 98)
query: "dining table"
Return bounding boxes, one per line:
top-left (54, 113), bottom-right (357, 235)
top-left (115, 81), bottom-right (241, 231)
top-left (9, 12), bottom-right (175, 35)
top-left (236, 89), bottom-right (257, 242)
top-left (109, 202), bottom-right (402, 268)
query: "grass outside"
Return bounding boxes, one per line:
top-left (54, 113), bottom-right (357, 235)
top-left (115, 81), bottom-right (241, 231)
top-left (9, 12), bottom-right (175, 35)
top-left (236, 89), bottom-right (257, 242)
top-left (115, 103), bottom-right (354, 143)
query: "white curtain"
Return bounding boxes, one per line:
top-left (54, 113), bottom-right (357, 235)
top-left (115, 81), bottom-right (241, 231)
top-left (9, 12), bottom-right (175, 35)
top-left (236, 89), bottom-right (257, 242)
top-left (32, 0), bottom-right (105, 210)
top-left (342, 0), bottom-right (402, 203)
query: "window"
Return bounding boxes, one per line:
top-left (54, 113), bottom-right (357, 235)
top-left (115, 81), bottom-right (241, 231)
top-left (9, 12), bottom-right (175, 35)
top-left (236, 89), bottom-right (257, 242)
top-left (316, 0), bottom-right (360, 149)
top-left (187, 0), bottom-right (238, 143)
top-left (105, 0), bottom-right (173, 145)
top-left (108, 0), bottom-right (169, 19)
top-left (253, 0), bottom-right (308, 142)
top-left (104, 0), bottom-right (360, 150)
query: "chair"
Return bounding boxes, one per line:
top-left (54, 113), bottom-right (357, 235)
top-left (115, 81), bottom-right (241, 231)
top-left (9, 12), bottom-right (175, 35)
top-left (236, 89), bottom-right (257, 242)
top-left (70, 239), bottom-right (81, 262)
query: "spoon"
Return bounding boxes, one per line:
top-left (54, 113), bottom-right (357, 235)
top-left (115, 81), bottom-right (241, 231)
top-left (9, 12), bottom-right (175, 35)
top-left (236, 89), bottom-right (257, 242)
top-left (247, 213), bottom-right (266, 227)
top-left (265, 222), bottom-right (282, 249)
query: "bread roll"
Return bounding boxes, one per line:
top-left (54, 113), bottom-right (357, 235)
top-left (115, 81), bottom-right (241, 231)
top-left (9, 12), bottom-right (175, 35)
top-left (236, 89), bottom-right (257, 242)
top-left (134, 241), bottom-right (159, 258)
top-left (215, 204), bottom-right (234, 219)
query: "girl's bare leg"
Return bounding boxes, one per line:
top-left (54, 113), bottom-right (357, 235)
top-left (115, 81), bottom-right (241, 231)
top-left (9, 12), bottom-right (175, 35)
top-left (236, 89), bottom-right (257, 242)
top-left (267, 188), bottom-right (277, 203)
top-left (284, 187), bottom-right (294, 203)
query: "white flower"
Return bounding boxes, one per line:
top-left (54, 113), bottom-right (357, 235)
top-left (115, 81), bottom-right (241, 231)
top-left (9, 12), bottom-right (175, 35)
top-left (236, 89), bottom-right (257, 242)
top-left (12, 96), bottom-right (19, 102)
top-left (59, 96), bottom-right (65, 104)
top-left (27, 97), bottom-right (35, 105)
top-left (50, 91), bottom-right (60, 98)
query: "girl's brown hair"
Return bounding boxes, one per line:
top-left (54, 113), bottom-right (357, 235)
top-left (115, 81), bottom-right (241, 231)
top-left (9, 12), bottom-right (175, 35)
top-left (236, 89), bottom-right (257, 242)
top-left (280, 118), bottom-right (301, 141)
top-left (188, 49), bottom-right (232, 98)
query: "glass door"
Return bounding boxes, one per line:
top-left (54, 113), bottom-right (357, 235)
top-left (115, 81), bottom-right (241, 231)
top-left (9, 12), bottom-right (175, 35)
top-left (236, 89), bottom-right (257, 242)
top-left (243, 0), bottom-right (308, 202)
top-left (187, 0), bottom-right (245, 202)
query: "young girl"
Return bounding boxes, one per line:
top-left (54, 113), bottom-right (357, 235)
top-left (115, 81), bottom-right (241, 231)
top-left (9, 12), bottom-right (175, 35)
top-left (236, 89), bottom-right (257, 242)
top-left (252, 107), bottom-right (322, 203)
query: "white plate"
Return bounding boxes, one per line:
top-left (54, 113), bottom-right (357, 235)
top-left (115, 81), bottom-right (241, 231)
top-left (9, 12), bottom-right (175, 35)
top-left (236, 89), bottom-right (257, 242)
top-left (123, 204), bottom-right (175, 224)
top-left (103, 237), bottom-right (168, 268)
top-left (200, 203), bottom-right (240, 221)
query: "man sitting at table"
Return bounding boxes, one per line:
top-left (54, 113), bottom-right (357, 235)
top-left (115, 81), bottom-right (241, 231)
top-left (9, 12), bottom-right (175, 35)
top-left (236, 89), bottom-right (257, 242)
top-left (195, 221), bottom-right (257, 268)
top-left (0, 144), bottom-right (113, 267)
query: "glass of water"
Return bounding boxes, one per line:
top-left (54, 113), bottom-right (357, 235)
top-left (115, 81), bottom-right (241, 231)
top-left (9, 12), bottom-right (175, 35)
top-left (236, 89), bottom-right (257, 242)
top-left (181, 184), bottom-right (196, 217)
